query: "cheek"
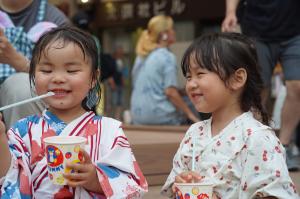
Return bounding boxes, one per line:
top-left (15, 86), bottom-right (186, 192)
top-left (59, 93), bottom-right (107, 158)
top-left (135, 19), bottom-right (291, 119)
top-left (34, 77), bottom-right (48, 93)
top-left (185, 81), bottom-right (193, 94)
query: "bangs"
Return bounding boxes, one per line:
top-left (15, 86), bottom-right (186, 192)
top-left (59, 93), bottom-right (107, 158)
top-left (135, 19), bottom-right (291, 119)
top-left (181, 36), bottom-right (225, 79)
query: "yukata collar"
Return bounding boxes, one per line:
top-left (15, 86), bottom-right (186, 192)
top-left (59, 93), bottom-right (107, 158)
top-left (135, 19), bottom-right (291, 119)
top-left (42, 110), bottom-right (95, 125)
top-left (208, 111), bottom-right (253, 139)
top-left (42, 110), bottom-right (95, 135)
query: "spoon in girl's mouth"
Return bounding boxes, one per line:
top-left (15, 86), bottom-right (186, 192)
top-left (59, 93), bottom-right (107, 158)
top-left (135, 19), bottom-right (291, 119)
top-left (0, 92), bottom-right (55, 112)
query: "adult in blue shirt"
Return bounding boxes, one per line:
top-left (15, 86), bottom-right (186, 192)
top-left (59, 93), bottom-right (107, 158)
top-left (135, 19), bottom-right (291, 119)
top-left (131, 15), bottom-right (199, 125)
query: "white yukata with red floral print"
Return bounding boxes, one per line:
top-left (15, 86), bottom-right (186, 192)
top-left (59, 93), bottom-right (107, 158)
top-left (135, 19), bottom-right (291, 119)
top-left (0, 110), bottom-right (148, 199)
top-left (162, 112), bottom-right (299, 199)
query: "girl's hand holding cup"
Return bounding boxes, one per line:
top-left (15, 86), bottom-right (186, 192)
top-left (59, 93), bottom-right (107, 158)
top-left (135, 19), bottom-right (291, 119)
top-left (63, 148), bottom-right (103, 194)
top-left (175, 171), bottom-right (203, 183)
top-left (172, 171), bottom-right (202, 192)
top-left (172, 171), bottom-right (218, 199)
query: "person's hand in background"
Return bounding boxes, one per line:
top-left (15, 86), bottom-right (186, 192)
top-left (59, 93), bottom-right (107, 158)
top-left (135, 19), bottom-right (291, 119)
top-left (0, 28), bottom-right (29, 72)
top-left (221, 11), bottom-right (238, 32)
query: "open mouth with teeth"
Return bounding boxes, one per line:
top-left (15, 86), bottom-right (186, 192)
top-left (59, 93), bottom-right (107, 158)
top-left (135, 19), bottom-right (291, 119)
top-left (191, 93), bottom-right (203, 98)
top-left (50, 89), bottom-right (71, 96)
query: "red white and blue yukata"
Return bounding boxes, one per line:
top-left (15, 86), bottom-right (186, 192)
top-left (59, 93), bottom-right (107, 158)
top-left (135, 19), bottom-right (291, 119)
top-left (0, 110), bottom-right (148, 198)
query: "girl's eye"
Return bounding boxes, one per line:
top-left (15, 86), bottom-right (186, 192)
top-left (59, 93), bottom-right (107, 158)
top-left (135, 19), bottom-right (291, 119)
top-left (40, 70), bottom-right (52, 73)
top-left (67, 70), bottom-right (80, 73)
top-left (185, 75), bottom-right (192, 81)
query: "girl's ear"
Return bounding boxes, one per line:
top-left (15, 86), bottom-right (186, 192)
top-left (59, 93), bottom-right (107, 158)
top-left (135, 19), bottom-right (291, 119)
top-left (229, 68), bottom-right (247, 90)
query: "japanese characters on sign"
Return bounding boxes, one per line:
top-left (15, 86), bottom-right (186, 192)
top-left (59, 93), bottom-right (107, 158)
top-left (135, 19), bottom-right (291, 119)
top-left (95, 0), bottom-right (225, 27)
top-left (103, 0), bottom-right (187, 21)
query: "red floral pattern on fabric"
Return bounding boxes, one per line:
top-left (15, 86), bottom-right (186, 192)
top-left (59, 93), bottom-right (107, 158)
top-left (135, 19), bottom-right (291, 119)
top-left (30, 140), bottom-right (44, 165)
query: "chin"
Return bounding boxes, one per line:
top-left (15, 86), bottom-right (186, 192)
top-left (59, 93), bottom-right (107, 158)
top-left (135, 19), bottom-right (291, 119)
top-left (195, 106), bottom-right (209, 113)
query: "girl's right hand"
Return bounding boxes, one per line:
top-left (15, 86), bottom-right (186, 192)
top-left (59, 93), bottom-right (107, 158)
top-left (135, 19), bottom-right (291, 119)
top-left (171, 171), bottom-right (202, 193)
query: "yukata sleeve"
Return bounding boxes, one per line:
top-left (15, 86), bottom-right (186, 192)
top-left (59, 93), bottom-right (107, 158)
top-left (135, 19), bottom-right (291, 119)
top-left (239, 129), bottom-right (299, 199)
top-left (93, 120), bottom-right (148, 199)
top-left (0, 119), bottom-right (32, 199)
top-left (161, 125), bottom-right (195, 198)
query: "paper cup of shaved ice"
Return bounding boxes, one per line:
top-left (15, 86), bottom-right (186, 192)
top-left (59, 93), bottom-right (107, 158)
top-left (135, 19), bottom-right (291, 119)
top-left (43, 136), bottom-right (86, 185)
top-left (174, 182), bottom-right (213, 199)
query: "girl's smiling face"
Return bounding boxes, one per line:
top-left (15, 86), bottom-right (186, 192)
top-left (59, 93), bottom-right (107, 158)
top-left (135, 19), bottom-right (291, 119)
top-left (185, 56), bottom-right (233, 114)
top-left (34, 40), bottom-right (95, 115)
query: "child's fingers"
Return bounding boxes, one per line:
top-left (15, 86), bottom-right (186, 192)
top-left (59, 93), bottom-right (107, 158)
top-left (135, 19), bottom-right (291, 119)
top-left (63, 172), bottom-right (86, 181)
top-left (172, 184), bottom-right (176, 193)
top-left (189, 171), bottom-right (203, 182)
top-left (175, 171), bottom-right (203, 183)
top-left (174, 174), bottom-right (187, 183)
top-left (65, 176), bottom-right (87, 188)
top-left (65, 161), bottom-right (88, 173)
top-left (80, 148), bottom-right (92, 164)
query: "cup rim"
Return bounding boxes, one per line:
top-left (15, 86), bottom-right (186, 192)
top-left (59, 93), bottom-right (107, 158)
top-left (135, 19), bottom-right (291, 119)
top-left (174, 182), bottom-right (214, 186)
top-left (43, 136), bottom-right (87, 145)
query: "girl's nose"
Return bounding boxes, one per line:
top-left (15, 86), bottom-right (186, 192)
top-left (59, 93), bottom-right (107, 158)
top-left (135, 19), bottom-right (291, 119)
top-left (186, 78), bottom-right (198, 90)
top-left (52, 72), bottom-right (66, 83)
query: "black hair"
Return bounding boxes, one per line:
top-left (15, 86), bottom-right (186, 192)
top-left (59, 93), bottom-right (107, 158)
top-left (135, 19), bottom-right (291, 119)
top-left (29, 26), bottom-right (101, 112)
top-left (181, 32), bottom-right (269, 125)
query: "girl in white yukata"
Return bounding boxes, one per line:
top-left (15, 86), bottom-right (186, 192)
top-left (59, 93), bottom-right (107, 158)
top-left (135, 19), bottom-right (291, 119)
top-left (161, 32), bottom-right (299, 199)
top-left (0, 26), bottom-right (148, 199)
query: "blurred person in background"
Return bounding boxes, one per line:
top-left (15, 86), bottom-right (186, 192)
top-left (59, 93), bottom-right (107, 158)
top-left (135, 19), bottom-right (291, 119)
top-left (222, 0), bottom-right (300, 171)
top-left (130, 15), bottom-right (200, 125)
top-left (110, 45), bottom-right (128, 120)
top-left (0, 0), bottom-right (68, 127)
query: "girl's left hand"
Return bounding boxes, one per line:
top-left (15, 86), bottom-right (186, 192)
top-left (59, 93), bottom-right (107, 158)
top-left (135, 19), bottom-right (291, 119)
top-left (63, 149), bottom-right (103, 194)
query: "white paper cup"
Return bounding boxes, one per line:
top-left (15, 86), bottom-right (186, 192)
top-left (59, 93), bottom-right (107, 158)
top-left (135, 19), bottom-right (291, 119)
top-left (174, 183), bottom-right (213, 199)
top-left (43, 136), bottom-right (87, 185)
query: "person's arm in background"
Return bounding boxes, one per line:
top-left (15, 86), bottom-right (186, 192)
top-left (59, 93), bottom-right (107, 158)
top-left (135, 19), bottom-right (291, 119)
top-left (221, 0), bottom-right (240, 32)
top-left (165, 87), bottom-right (200, 123)
top-left (0, 29), bottom-right (29, 72)
top-left (0, 113), bottom-right (11, 178)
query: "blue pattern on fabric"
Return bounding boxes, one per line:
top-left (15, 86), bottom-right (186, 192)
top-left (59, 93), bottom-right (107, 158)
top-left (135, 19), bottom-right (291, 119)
top-left (1, 181), bottom-right (32, 199)
top-left (11, 115), bottom-right (40, 138)
top-left (1, 181), bottom-right (22, 199)
top-left (0, 0), bottom-right (46, 84)
top-left (97, 164), bottom-right (120, 179)
top-left (11, 118), bottom-right (29, 138)
top-left (43, 110), bottom-right (66, 135)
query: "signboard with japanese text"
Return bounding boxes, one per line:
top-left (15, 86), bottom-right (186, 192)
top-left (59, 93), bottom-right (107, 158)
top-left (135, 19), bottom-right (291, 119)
top-left (94, 0), bottom-right (225, 28)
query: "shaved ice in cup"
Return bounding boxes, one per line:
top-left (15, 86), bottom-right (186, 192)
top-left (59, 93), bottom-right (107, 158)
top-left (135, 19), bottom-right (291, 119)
top-left (174, 182), bottom-right (213, 199)
top-left (43, 136), bottom-right (87, 185)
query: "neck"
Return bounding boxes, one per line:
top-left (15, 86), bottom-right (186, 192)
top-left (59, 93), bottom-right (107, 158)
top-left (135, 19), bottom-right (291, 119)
top-left (157, 40), bottom-right (169, 48)
top-left (210, 101), bottom-right (243, 137)
top-left (0, 0), bottom-right (33, 13)
top-left (49, 107), bottom-right (88, 124)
